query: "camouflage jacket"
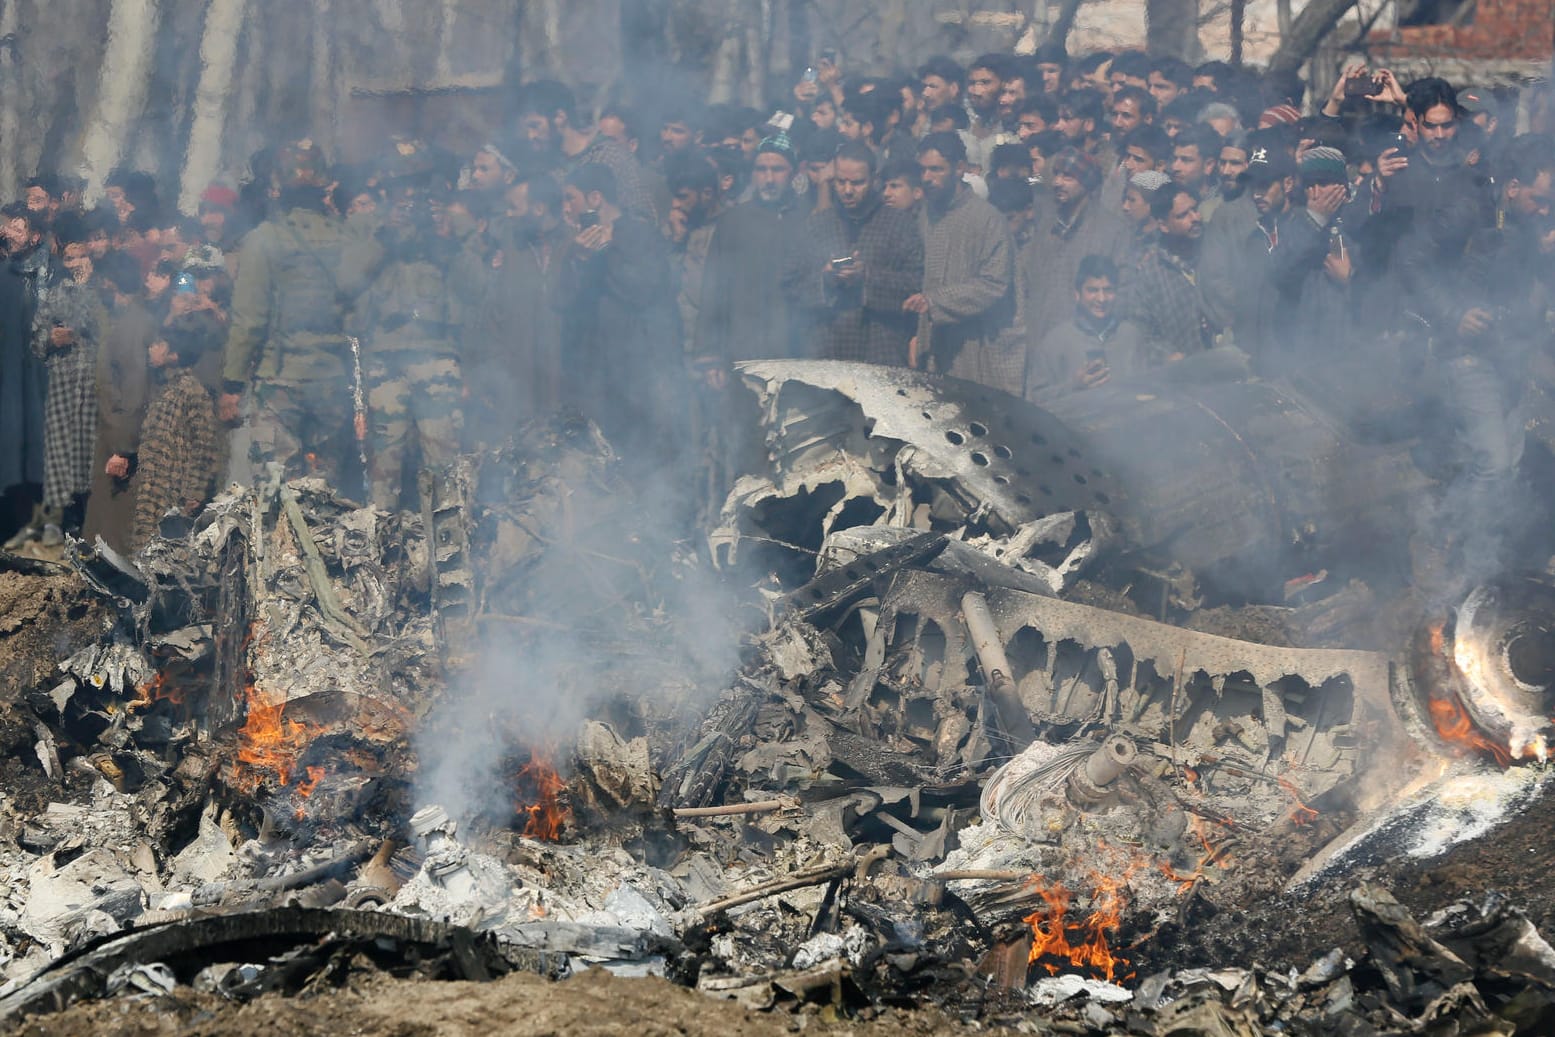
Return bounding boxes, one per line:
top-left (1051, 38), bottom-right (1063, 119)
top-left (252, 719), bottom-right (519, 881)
top-left (222, 205), bottom-right (381, 388)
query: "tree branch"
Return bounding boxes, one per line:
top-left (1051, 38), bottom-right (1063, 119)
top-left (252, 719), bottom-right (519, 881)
top-left (1269, 0), bottom-right (1359, 75)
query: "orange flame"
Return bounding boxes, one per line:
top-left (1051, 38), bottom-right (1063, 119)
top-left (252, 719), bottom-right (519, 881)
top-left (1023, 871), bottom-right (1131, 982)
top-left (516, 753), bottom-right (570, 841)
top-left (1423, 621), bottom-right (1515, 766)
top-left (1277, 777), bottom-right (1319, 826)
top-left (235, 684), bottom-right (323, 792)
top-left (130, 672), bottom-right (184, 711)
top-left (1428, 693), bottom-right (1513, 767)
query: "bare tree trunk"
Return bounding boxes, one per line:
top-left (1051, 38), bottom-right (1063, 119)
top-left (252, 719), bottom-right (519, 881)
top-left (521, 0), bottom-right (564, 80)
top-left (1268, 0), bottom-right (1357, 75)
top-left (707, 0), bottom-right (744, 104)
top-left (79, 0), bottom-right (162, 202)
top-left (876, 0), bottom-right (906, 77)
top-left (1046, 0), bottom-right (1087, 50)
top-left (748, 0), bottom-right (773, 107)
top-left (0, 1), bottom-right (21, 202)
top-left (1276, 0), bottom-right (1293, 37)
top-left (1231, 0), bottom-right (1246, 64)
top-left (178, 0), bottom-right (245, 212)
top-left (309, 0), bottom-right (338, 152)
top-left (1147, 0), bottom-right (1200, 60)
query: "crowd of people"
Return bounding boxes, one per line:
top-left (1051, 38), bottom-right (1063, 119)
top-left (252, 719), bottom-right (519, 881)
top-left (0, 45), bottom-right (1549, 574)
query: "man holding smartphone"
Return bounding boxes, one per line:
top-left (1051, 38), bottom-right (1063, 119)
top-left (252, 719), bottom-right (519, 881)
top-left (782, 142), bottom-right (923, 365)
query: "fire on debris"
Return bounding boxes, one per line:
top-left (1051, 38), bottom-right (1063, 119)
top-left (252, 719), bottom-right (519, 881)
top-left (3, 373), bottom-right (1555, 1036)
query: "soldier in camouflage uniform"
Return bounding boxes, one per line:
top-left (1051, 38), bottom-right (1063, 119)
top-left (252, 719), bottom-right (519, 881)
top-left (353, 140), bottom-right (466, 511)
top-left (218, 140), bottom-right (380, 486)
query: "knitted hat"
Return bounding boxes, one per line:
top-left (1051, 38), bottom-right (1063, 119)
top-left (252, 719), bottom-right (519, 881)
top-left (1257, 104), bottom-right (1302, 128)
top-left (1298, 145), bottom-right (1347, 184)
top-left (1128, 169), bottom-right (1172, 193)
top-left (757, 130), bottom-right (797, 165)
top-left (1049, 147), bottom-right (1102, 190)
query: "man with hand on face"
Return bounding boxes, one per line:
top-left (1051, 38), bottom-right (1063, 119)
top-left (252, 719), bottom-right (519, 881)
top-left (558, 163), bottom-right (682, 476)
top-left (1253, 145), bottom-right (1366, 371)
top-left (784, 142), bottom-right (923, 365)
top-left (903, 132), bottom-right (1020, 393)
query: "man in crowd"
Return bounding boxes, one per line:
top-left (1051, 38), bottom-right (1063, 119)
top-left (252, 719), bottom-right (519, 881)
top-left (218, 140), bottom-right (379, 485)
top-left (1124, 185), bottom-right (1213, 360)
top-left (785, 142), bottom-right (923, 365)
top-left (1019, 148), bottom-right (1128, 350)
top-left (906, 132), bottom-right (1020, 393)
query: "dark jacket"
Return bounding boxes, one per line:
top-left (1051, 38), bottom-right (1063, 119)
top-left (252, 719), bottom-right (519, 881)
top-left (561, 213), bottom-right (683, 463)
top-left (0, 243), bottom-right (47, 490)
top-left (81, 298), bottom-right (156, 553)
top-left (698, 195), bottom-right (810, 363)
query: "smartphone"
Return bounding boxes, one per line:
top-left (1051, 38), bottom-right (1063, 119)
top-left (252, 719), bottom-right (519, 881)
top-left (1344, 76), bottom-right (1373, 98)
top-left (831, 255), bottom-right (855, 269)
top-left (578, 210), bottom-right (600, 229)
top-left (802, 67), bottom-right (818, 84)
top-left (1329, 232), bottom-right (1346, 258)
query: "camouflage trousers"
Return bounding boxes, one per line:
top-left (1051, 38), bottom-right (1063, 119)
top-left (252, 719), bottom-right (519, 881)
top-left (249, 378), bottom-right (356, 486)
top-left (365, 350), bottom-right (463, 511)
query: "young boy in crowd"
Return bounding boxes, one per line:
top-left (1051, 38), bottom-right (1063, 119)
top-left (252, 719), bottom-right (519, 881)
top-left (1028, 254), bottom-right (1148, 400)
top-left (130, 321), bottom-right (220, 549)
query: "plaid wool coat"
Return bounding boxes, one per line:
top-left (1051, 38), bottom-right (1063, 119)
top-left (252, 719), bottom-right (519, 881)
top-left (783, 194), bottom-right (924, 366)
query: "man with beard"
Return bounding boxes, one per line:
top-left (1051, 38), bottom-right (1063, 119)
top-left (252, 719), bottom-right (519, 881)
top-left (783, 142), bottom-right (923, 365)
top-left (513, 80), bottom-right (656, 220)
top-left (904, 132), bottom-right (1020, 392)
top-left (996, 59), bottom-right (1035, 129)
top-left (0, 206), bottom-right (47, 544)
top-left (1394, 79), bottom-right (1493, 325)
top-left (696, 134), bottom-right (809, 377)
top-left (558, 164), bottom-right (681, 477)
top-left (964, 54), bottom-right (1016, 175)
top-left (1123, 185), bottom-right (1214, 360)
top-left (1199, 130), bottom-right (1261, 337)
top-left (352, 142), bottom-right (466, 512)
top-left (218, 140), bottom-right (380, 486)
top-left (1227, 143), bottom-right (1295, 350)
top-left (1019, 147), bottom-right (1128, 346)
top-left (466, 175), bottom-right (567, 442)
top-left (467, 140), bottom-right (519, 202)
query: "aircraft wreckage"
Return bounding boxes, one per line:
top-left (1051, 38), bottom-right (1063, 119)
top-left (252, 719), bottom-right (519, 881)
top-left (1, 360), bottom-right (1554, 1033)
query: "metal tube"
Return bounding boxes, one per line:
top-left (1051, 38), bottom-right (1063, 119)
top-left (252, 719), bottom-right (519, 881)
top-left (962, 591), bottom-right (1036, 750)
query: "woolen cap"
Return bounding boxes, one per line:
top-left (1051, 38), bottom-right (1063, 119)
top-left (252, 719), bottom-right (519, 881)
top-left (1298, 145), bottom-right (1347, 183)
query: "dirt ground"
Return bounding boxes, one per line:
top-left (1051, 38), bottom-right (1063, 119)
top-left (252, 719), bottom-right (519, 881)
top-left (13, 964), bottom-right (1017, 1037)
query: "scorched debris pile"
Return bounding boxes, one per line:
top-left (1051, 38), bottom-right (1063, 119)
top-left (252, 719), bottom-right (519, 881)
top-left (1, 365), bottom-right (1554, 1034)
